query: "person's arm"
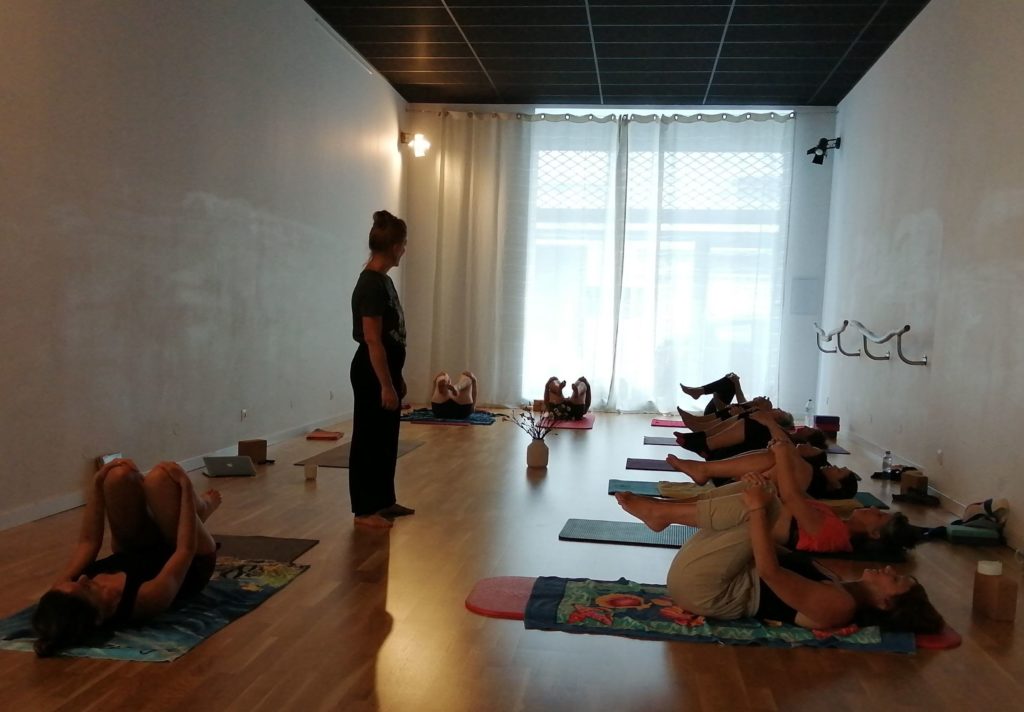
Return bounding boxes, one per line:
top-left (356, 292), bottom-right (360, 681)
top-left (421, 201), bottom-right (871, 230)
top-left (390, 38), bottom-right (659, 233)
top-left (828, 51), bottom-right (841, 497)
top-left (749, 410), bottom-right (791, 442)
top-left (728, 373), bottom-right (747, 404)
top-left (795, 443), bottom-right (824, 458)
top-left (134, 465), bottom-right (198, 617)
top-left (768, 441), bottom-right (825, 536)
top-left (742, 476), bottom-right (855, 629)
top-left (363, 316), bottom-right (399, 410)
top-left (55, 458), bottom-right (134, 582)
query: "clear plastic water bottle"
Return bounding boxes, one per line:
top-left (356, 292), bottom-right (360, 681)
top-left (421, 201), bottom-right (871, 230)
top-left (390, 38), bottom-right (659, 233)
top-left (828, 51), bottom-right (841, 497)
top-left (804, 399), bottom-right (814, 427)
top-left (882, 450), bottom-right (894, 473)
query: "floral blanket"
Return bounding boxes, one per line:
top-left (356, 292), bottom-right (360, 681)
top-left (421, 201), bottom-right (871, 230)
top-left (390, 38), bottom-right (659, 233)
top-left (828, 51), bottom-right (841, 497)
top-left (0, 557), bottom-right (307, 662)
top-left (524, 576), bottom-right (915, 653)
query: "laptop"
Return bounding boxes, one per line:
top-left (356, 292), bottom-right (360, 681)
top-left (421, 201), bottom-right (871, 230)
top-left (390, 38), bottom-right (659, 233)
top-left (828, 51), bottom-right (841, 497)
top-left (202, 456), bottom-right (257, 478)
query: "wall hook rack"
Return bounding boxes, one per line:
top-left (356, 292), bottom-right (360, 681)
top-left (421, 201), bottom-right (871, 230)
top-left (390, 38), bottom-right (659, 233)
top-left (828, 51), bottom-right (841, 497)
top-left (815, 321), bottom-right (928, 366)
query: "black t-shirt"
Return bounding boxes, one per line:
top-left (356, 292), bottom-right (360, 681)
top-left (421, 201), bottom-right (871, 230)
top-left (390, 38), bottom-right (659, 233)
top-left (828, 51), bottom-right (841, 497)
top-left (351, 269), bottom-right (406, 348)
top-left (756, 553), bottom-right (830, 623)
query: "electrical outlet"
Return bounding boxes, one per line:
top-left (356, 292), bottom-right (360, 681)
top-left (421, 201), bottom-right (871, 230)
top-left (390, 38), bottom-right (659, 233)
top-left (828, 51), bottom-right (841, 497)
top-left (330, 390), bottom-right (334, 400)
top-left (240, 408), bottom-right (247, 421)
top-left (936, 449), bottom-right (943, 465)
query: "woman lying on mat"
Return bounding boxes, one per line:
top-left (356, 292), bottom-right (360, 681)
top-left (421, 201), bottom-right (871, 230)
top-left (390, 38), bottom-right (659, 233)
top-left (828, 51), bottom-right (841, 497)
top-left (544, 376), bottom-right (591, 419)
top-left (680, 372), bottom-right (746, 414)
top-left (32, 459), bottom-right (220, 657)
top-left (615, 474), bottom-right (943, 633)
top-left (675, 408), bottom-right (797, 462)
top-left (655, 442), bottom-right (914, 553)
top-left (430, 370), bottom-right (477, 419)
top-left (667, 438), bottom-right (858, 500)
top-left (675, 396), bottom-right (773, 431)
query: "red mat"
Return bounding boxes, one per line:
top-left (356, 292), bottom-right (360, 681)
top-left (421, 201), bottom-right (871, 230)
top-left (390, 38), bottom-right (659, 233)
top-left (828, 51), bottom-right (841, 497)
top-left (465, 576), bottom-right (961, 649)
top-left (651, 419), bottom-right (688, 428)
top-left (465, 576), bottom-right (534, 619)
top-left (540, 412), bottom-right (595, 430)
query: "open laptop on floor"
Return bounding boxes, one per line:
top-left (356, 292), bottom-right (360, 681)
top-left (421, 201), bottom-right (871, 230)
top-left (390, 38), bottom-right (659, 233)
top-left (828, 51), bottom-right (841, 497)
top-left (202, 456), bottom-right (256, 478)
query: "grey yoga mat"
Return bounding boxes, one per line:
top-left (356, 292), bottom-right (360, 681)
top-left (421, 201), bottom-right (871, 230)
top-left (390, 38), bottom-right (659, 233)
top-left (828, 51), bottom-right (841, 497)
top-left (559, 518), bottom-right (697, 548)
top-left (625, 457), bottom-right (675, 472)
top-left (643, 436), bottom-right (679, 446)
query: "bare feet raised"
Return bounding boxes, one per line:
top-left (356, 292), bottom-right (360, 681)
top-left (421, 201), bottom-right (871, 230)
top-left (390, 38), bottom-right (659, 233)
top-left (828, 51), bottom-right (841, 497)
top-left (615, 492), bottom-right (672, 532)
top-left (680, 383), bottom-right (704, 400)
top-left (666, 454), bottom-right (709, 484)
top-left (198, 490), bottom-right (222, 522)
top-left (354, 514), bottom-right (394, 530)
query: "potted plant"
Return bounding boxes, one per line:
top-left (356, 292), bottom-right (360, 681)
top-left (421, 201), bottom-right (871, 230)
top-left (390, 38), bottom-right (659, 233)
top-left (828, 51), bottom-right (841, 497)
top-left (502, 409), bottom-right (559, 467)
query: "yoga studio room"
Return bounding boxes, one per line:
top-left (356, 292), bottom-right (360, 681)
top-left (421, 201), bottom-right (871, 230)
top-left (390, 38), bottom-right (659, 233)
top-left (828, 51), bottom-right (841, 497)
top-left (3, 0), bottom-right (1024, 709)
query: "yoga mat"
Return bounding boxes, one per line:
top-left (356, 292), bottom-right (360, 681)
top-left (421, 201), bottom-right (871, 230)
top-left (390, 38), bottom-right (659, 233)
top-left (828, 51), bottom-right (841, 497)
top-left (540, 412), bottom-right (595, 430)
top-left (854, 491), bottom-right (889, 509)
top-left (626, 457), bottom-right (674, 472)
top-left (465, 576), bottom-right (535, 620)
top-left (651, 419), bottom-right (687, 428)
top-left (827, 444), bottom-right (851, 455)
top-left (522, 577), bottom-right (916, 653)
top-left (294, 439), bottom-right (424, 467)
top-left (213, 535), bottom-right (318, 563)
top-left (0, 558), bottom-right (307, 662)
top-left (559, 519), bottom-right (697, 549)
top-left (401, 408), bottom-right (497, 426)
top-left (643, 436), bottom-right (681, 446)
top-left (607, 479), bottom-right (662, 497)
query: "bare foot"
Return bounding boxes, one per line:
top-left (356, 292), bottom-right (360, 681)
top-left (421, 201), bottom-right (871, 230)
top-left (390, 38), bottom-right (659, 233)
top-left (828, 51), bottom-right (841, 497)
top-left (354, 514), bottom-right (394, 530)
top-left (676, 406), bottom-right (698, 427)
top-left (614, 492), bottom-right (672, 532)
top-left (198, 490), bottom-right (222, 522)
top-left (680, 384), bottom-right (704, 400)
top-left (666, 454), bottom-right (709, 484)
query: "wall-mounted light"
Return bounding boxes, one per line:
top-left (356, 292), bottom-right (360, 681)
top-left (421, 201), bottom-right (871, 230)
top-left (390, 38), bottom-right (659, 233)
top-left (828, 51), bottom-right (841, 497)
top-left (807, 137), bottom-right (841, 165)
top-left (400, 131), bottom-right (431, 157)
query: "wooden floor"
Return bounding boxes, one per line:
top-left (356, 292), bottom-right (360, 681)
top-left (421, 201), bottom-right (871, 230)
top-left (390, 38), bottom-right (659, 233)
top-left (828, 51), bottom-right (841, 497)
top-left (1, 411), bottom-right (1022, 711)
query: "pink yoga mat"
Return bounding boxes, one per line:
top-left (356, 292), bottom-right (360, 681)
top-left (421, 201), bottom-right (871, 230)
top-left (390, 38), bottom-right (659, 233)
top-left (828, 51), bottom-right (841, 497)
top-left (651, 419), bottom-right (688, 428)
top-left (540, 412), bottom-right (595, 430)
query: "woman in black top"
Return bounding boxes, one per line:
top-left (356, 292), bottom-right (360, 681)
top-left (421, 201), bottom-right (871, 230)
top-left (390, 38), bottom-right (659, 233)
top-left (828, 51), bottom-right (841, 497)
top-left (348, 210), bottom-right (413, 529)
top-left (32, 459), bottom-right (220, 656)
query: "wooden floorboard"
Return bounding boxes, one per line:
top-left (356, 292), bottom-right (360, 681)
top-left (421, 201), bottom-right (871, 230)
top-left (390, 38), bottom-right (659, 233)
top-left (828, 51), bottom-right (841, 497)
top-left (1, 411), bottom-right (1021, 711)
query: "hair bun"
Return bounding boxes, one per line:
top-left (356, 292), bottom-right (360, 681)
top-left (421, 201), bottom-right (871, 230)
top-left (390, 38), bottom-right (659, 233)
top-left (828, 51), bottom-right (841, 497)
top-left (372, 210), bottom-right (393, 227)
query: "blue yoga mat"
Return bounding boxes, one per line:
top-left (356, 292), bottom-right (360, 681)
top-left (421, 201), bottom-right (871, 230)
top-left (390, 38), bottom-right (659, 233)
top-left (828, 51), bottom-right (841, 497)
top-left (0, 558), bottom-right (306, 662)
top-left (608, 479), bottom-right (662, 496)
top-left (524, 576), bottom-right (915, 653)
top-left (855, 492), bottom-right (889, 509)
top-left (559, 518), bottom-right (697, 548)
top-left (400, 408), bottom-right (496, 425)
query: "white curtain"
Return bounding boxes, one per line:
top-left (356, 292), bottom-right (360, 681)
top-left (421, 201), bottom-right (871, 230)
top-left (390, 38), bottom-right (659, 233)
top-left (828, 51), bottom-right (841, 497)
top-left (410, 110), bottom-right (795, 411)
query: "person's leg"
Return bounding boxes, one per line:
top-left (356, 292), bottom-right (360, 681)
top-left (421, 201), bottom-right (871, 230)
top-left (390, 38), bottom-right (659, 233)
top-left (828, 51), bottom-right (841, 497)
top-left (667, 449), bottom-right (774, 484)
top-left (102, 463), bottom-right (159, 553)
top-left (666, 494), bottom-right (779, 619)
top-left (676, 407), bottom-right (721, 430)
top-left (431, 372), bottom-right (453, 404)
top-left (349, 347), bottom-right (393, 529)
top-left (452, 371), bottom-right (476, 406)
top-left (378, 357), bottom-right (414, 519)
top-left (141, 463), bottom-right (217, 557)
top-left (544, 377), bottom-right (565, 408)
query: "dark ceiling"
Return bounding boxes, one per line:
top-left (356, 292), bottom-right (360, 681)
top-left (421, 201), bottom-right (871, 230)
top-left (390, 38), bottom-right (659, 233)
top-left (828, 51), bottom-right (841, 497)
top-left (306, 0), bottom-right (931, 107)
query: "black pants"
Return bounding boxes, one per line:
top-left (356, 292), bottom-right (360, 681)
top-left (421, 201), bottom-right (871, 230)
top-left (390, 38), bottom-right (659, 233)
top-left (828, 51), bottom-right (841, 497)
top-left (348, 343), bottom-right (405, 516)
top-left (701, 375), bottom-right (737, 415)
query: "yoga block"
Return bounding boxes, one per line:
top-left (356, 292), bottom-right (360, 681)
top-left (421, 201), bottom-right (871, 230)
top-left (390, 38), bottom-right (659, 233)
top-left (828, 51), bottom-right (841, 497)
top-left (973, 563), bottom-right (1017, 621)
top-left (238, 439), bottom-right (268, 464)
top-left (900, 470), bottom-right (928, 496)
top-left (532, 399), bottom-right (546, 412)
top-left (814, 415), bottom-right (840, 434)
top-left (947, 525), bottom-right (1001, 545)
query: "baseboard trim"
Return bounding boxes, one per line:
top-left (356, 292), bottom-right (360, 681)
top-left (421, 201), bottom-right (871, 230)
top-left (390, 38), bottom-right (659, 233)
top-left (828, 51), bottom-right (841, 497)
top-left (0, 412), bottom-right (353, 532)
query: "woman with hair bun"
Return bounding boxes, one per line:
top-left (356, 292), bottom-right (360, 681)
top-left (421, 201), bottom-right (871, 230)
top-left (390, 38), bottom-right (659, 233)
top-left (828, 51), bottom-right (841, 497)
top-left (348, 210), bottom-right (414, 529)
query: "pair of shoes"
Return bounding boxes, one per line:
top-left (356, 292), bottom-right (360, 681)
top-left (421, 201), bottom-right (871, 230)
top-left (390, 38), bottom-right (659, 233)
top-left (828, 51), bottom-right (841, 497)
top-left (378, 503), bottom-right (416, 519)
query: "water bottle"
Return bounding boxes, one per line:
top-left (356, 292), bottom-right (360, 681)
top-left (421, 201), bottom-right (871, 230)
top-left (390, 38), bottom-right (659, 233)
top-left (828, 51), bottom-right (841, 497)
top-left (804, 399), bottom-right (814, 427)
top-left (882, 450), bottom-right (894, 473)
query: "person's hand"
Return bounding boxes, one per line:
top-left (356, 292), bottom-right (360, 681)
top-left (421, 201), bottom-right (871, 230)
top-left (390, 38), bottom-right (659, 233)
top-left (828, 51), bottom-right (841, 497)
top-left (157, 461), bottom-right (189, 485)
top-left (742, 473), bottom-right (773, 510)
top-left (749, 410), bottom-right (773, 425)
top-left (727, 372), bottom-right (740, 382)
top-left (381, 386), bottom-right (400, 411)
top-left (397, 377), bottom-right (408, 400)
top-left (768, 438), bottom-right (795, 457)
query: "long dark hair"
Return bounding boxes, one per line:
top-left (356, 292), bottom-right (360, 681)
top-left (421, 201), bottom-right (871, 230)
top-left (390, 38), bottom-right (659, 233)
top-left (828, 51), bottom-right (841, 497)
top-left (368, 210), bottom-right (407, 253)
top-left (856, 582), bottom-right (944, 634)
top-left (31, 590), bottom-right (100, 657)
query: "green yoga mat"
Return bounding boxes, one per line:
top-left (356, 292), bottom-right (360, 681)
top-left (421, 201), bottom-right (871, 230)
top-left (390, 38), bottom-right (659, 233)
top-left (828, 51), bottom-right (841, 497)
top-left (559, 519), bottom-right (697, 548)
top-left (855, 492), bottom-right (889, 509)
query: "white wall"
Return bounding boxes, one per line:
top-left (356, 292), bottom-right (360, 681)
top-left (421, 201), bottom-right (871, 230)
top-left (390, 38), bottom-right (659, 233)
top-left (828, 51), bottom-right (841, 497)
top-left (402, 105), bottom-right (833, 412)
top-left (821, 0), bottom-right (1024, 547)
top-left (0, 0), bottom-right (406, 529)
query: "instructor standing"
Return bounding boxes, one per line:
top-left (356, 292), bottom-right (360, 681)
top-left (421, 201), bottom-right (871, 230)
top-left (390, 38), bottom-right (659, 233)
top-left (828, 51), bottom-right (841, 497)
top-left (348, 210), bottom-right (413, 529)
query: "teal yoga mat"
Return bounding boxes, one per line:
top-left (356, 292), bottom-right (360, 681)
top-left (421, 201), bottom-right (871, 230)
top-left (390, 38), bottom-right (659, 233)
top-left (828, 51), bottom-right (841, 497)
top-left (608, 479), bottom-right (661, 496)
top-left (558, 518), bottom-right (697, 548)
